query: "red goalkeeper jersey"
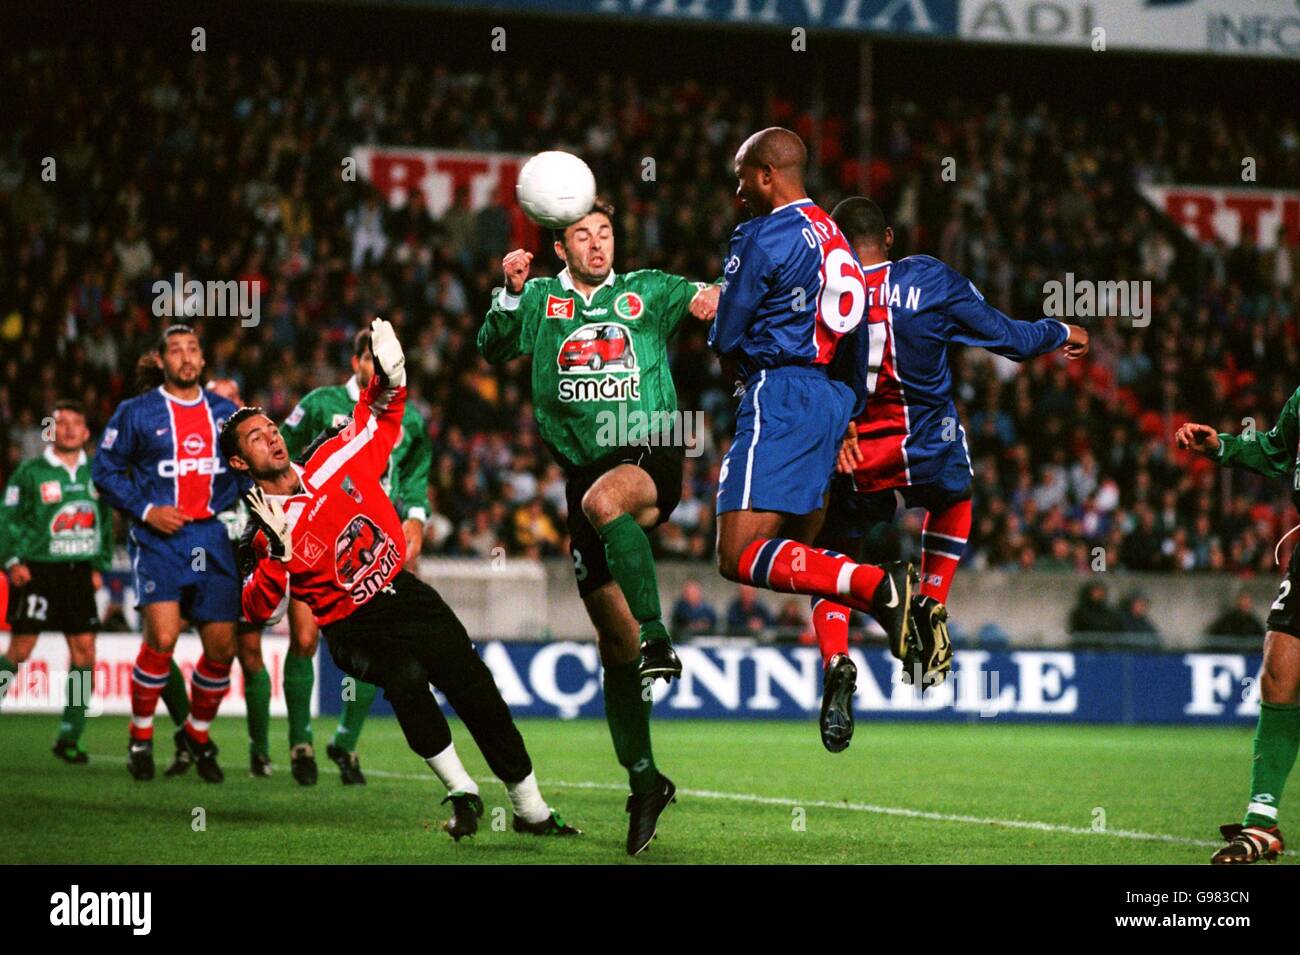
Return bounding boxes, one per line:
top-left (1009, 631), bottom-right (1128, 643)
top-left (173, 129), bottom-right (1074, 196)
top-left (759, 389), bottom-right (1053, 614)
top-left (241, 377), bottom-right (408, 627)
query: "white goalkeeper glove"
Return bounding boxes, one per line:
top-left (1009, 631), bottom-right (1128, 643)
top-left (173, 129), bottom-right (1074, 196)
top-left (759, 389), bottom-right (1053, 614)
top-left (246, 486), bottom-right (292, 563)
top-left (369, 317), bottom-right (406, 388)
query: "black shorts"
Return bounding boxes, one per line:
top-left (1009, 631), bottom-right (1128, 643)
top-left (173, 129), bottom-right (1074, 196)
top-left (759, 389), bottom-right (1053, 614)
top-left (7, 560), bottom-right (100, 634)
top-left (563, 443), bottom-right (684, 598)
top-left (1267, 544), bottom-right (1300, 637)
top-left (818, 476), bottom-right (972, 560)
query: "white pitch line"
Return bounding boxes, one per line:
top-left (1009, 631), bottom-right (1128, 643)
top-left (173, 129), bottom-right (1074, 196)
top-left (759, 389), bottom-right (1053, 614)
top-left (320, 764), bottom-right (1223, 849)
top-left (88, 754), bottom-right (1220, 849)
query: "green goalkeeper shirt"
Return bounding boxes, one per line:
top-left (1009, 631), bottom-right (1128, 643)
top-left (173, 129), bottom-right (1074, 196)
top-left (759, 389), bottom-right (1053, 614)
top-left (279, 377), bottom-right (432, 522)
top-left (477, 267), bottom-right (705, 470)
top-left (0, 447), bottom-right (113, 570)
top-left (1217, 385), bottom-right (1300, 500)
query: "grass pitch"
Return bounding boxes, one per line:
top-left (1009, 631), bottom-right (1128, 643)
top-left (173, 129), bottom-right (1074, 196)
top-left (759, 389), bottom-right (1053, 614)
top-left (0, 714), bottom-right (1268, 864)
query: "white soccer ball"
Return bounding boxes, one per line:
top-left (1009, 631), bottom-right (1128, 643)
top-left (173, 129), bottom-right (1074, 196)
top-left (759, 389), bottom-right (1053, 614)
top-left (515, 151), bottom-right (598, 229)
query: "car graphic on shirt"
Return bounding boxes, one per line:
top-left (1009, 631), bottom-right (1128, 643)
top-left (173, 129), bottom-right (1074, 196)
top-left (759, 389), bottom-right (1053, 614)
top-left (557, 323), bottom-right (637, 372)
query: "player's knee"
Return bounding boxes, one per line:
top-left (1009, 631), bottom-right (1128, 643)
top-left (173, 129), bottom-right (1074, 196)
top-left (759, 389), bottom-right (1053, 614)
top-left (238, 647), bottom-right (264, 674)
top-left (5, 641), bottom-right (35, 664)
top-left (290, 632), bottom-right (318, 655)
top-left (581, 485), bottom-right (622, 528)
top-left (1260, 654), bottom-right (1300, 704)
top-left (66, 639), bottom-right (95, 669)
top-left (716, 547), bottom-right (742, 582)
top-left (386, 657), bottom-right (428, 697)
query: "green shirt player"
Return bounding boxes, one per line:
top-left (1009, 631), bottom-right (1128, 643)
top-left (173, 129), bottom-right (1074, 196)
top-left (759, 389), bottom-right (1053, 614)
top-left (478, 199), bottom-right (716, 856)
top-left (1180, 396), bottom-right (1300, 864)
top-left (0, 400), bottom-right (113, 763)
top-left (273, 327), bottom-right (433, 786)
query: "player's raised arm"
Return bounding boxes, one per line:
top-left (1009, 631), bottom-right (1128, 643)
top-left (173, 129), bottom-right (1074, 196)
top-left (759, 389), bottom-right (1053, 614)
top-left (941, 260), bottom-right (1081, 362)
top-left (477, 249), bottom-right (537, 363)
top-left (709, 229), bottom-right (772, 358)
top-left (1181, 387), bottom-right (1300, 479)
top-left (335, 319), bottom-right (408, 482)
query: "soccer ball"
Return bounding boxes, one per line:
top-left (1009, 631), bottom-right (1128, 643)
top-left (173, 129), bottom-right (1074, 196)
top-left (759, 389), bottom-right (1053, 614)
top-left (515, 151), bottom-right (597, 229)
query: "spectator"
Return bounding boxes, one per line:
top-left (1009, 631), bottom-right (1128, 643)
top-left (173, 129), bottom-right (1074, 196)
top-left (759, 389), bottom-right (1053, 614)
top-left (669, 579), bottom-right (717, 639)
top-left (1207, 590), bottom-right (1266, 640)
top-left (1067, 582), bottom-right (1126, 636)
top-left (726, 587), bottom-right (773, 637)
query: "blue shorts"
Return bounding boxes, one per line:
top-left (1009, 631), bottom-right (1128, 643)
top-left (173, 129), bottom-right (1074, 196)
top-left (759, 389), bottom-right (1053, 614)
top-left (128, 517), bottom-right (240, 623)
top-left (717, 366), bottom-right (854, 516)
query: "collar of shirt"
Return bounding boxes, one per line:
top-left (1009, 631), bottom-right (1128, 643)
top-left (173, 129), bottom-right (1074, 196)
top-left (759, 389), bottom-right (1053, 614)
top-left (558, 266), bottom-right (616, 306)
top-left (44, 445), bottom-right (87, 479)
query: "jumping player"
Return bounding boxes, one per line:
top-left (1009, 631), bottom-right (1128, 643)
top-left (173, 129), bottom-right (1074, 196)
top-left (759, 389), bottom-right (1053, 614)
top-left (709, 129), bottom-right (916, 673)
top-left (813, 197), bottom-right (1088, 752)
top-left (1178, 405), bottom-right (1300, 864)
top-left (230, 319), bottom-right (577, 841)
top-left (0, 400), bottom-right (112, 763)
top-left (479, 199), bottom-right (714, 855)
top-left (94, 325), bottom-right (243, 782)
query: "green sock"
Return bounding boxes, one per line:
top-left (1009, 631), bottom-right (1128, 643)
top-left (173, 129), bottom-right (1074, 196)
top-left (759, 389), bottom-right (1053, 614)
top-left (597, 514), bottom-right (668, 644)
top-left (58, 665), bottom-right (92, 745)
top-left (603, 658), bottom-right (657, 794)
top-left (332, 679), bottom-right (378, 753)
top-left (284, 654), bottom-right (315, 748)
top-left (161, 657), bottom-right (190, 726)
top-left (0, 654), bottom-right (16, 704)
top-left (1244, 702), bottom-right (1300, 828)
top-left (244, 667), bottom-right (272, 758)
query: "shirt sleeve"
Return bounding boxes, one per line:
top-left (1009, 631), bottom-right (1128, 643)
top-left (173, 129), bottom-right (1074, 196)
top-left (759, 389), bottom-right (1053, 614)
top-left (241, 537), bottom-right (290, 627)
top-left (0, 463), bottom-right (30, 567)
top-left (395, 410), bottom-right (432, 522)
top-left (654, 271), bottom-right (708, 340)
top-left (709, 229), bottom-right (774, 357)
top-left (1218, 388), bottom-right (1300, 480)
top-left (477, 281), bottom-right (539, 363)
top-left (92, 401), bottom-right (152, 521)
top-left (942, 262), bottom-right (1069, 361)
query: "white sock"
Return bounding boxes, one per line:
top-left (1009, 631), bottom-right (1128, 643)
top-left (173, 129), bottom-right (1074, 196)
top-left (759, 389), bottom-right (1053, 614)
top-left (507, 772), bottom-right (550, 824)
top-left (425, 743), bottom-right (478, 796)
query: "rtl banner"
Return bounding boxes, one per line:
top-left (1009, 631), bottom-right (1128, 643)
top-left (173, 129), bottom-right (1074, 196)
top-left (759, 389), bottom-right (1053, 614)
top-left (1140, 183), bottom-right (1300, 251)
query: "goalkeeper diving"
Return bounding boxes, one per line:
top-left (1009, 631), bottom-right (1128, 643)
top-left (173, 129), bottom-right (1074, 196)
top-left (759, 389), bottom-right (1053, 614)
top-left (223, 318), bottom-right (579, 841)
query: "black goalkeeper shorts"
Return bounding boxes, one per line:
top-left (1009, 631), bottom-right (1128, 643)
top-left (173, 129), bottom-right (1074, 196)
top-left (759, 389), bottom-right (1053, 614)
top-left (7, 560), bottom-right (100, 634)
top-left (1267, 543), bottom-right (1300, 638)
top-left (563, 443), bottom-right (684, 599)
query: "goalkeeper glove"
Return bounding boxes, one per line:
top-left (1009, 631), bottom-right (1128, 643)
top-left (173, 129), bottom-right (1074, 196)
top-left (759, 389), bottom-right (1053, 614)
top-left (369, 317), bottom-right (406, 388)
top-left (245, 486), bottom-right (292, 563)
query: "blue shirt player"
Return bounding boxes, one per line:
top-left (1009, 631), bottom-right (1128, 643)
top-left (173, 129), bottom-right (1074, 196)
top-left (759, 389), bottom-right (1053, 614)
top-left (708, 127), bottom-right (917, 668)
top-left (93, 324), bottom-right (244, 783)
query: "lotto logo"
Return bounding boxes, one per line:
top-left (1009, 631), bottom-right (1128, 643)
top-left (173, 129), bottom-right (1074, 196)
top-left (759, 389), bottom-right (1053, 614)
top-left (545, 295), bottom-right (575, 320)
top-left (40, 481), bottom-right (63, 503)
top-left (157, 457), bottom-right (226, 477)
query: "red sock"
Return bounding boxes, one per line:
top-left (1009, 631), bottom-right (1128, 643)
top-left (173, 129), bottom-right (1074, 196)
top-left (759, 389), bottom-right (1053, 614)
top-left (130, 644), bottom-right (172, 741)
top-left (812, 598), bottom-right (851, 667)
top-left (185, 655), bottom-right (232, 744)
top-left (737, 538), bottom-right (885, 613)
top-left (920, 499), bottom-right (972, 603)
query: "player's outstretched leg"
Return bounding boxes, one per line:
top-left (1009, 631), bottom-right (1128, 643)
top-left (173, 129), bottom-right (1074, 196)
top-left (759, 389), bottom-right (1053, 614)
top-left (584, 464), bottom-right (680, 683)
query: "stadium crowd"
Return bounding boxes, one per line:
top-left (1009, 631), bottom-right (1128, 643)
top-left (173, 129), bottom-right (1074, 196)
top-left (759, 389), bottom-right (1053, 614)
top-left (2, 40), bottom-right (1300, 597)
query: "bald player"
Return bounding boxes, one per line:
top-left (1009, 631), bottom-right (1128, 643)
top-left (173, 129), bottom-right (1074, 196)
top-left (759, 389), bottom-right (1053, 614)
top-left (707, 128), bottom-right (919, 677)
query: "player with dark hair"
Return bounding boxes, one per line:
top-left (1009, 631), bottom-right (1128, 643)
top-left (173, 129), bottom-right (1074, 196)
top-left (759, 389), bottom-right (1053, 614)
top-left (271, 326), bottom-right (432, 785)
top-left (93, 324), bottom-right (243, 782)
top-left (707, 129), bottom-right (917, 699)
top-left (1179, 409), bottom-right (1300, 864)
top-left (810, 197), bottom-right (1087, 752)
top-left (480, 197), bottom-right (716, 855)
top-left (0, 400), bottom-right (112, 763)
top-left (227, 319), bottom-right (577, 840)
